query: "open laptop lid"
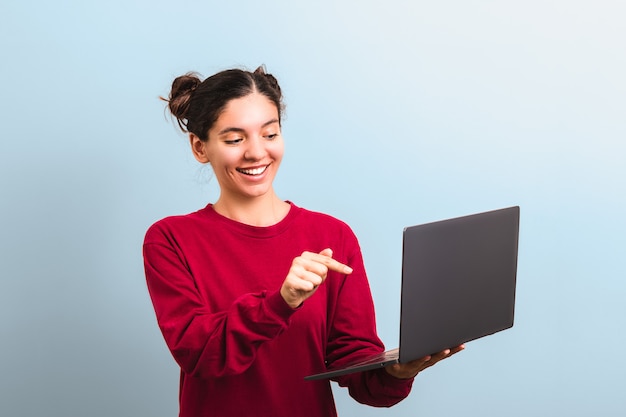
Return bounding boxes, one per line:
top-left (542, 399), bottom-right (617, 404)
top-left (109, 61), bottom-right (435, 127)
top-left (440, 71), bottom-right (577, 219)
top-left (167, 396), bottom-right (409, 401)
top-left (399, 206), bottom-right (519, 362)
top-left (305, 206), bottom-right (519, 380)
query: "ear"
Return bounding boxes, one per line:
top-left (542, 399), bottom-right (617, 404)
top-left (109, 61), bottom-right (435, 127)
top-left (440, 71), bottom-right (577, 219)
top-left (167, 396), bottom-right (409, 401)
top-left (189, 133), bottom-right (210, 164)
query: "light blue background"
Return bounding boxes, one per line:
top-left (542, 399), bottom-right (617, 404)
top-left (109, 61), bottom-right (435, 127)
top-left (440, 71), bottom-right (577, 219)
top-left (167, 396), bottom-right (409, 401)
top-left (1, 1), bottom-right (625, 416)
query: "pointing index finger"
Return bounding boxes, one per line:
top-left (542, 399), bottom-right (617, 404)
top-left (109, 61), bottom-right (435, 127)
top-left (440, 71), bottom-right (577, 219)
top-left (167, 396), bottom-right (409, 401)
top-left (329, 260), bottom-right (353, 275)
top-left (303, 250), bottom-right (353, 275)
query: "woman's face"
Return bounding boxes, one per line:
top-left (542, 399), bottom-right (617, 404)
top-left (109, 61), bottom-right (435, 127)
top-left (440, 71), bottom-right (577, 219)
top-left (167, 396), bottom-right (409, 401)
top-left (191, 92), bottom-right (284, 202)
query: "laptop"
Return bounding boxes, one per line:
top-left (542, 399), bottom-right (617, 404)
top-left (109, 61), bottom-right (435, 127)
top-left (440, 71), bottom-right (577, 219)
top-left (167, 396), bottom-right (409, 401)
top-left (305, 206), bottom-right (520, 380)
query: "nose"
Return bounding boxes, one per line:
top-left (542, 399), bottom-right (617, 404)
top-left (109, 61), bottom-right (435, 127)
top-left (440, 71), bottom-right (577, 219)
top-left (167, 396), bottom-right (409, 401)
top-left (243, 136), bottom-right (266, 160)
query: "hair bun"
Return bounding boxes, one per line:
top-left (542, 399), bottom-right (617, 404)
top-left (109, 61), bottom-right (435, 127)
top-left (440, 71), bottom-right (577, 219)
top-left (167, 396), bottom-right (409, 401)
top-left (166, 73), bottom-right (202, 128)
top-left (254, 66), bottom-right (282, 98)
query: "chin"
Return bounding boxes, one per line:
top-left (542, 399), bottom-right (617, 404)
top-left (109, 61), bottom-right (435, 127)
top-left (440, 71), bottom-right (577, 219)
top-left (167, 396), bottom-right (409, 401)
top-left (240, 185), bottom-right (274, 199)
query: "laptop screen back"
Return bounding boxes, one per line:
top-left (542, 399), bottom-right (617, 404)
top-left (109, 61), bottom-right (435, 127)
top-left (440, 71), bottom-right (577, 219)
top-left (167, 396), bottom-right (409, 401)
top-left (399, 206), bottom-right (519, 363)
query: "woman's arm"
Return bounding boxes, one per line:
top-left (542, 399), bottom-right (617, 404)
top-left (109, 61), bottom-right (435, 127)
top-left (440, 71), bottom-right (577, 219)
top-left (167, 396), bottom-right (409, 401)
top-left (144, 240), bottom-right (297, 379)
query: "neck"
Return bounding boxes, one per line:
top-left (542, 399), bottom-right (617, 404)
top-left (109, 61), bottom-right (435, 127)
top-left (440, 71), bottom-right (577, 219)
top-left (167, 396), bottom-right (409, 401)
top-left (213, 191), bottom-right (290, 227)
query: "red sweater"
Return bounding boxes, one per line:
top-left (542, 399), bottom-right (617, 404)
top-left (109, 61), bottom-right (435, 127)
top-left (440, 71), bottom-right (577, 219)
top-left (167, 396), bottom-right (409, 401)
top-left (143, 203), bottom-right (413, 417)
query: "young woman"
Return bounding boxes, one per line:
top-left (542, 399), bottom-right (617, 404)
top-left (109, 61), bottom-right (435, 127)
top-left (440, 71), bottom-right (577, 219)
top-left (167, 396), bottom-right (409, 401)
top-left (143, 66), bottom-right (462, 417)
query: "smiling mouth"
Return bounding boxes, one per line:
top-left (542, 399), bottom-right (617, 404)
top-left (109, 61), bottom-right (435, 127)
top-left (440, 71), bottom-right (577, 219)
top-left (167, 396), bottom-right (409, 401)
top-left (237, 165), bottom-right (269, 176)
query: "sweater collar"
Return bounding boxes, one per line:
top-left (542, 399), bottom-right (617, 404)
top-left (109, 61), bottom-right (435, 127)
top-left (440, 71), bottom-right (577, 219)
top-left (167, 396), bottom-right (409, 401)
top-left (201, 201), bottom-right (301, 238)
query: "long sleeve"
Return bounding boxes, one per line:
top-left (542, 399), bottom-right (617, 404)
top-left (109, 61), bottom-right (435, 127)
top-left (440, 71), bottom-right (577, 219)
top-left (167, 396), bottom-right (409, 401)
top-left (337, 368), bottom-right (414, 407)
top-left (143, 228), bottom-right (297, 379)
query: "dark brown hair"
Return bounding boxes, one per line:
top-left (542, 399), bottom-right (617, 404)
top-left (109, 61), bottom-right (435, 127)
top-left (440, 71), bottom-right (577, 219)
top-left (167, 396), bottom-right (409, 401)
top-left (163, 66), bottom-right (284, 141)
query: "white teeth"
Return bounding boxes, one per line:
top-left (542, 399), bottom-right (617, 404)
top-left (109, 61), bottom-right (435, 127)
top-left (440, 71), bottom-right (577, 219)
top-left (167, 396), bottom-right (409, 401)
top-left (239, 166), bottom-right (268, 176)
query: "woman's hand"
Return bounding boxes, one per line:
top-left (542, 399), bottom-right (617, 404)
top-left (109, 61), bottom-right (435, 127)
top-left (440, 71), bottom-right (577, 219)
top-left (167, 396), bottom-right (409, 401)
top-left (385, 345), bottom-right (465, 379)
top-left (280, 248), bottom-right (353, 309)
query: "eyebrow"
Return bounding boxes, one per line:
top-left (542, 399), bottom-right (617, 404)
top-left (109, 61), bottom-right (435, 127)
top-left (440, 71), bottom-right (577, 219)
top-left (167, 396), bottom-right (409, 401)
top-left (217, 119), bottom-right (280, 136)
